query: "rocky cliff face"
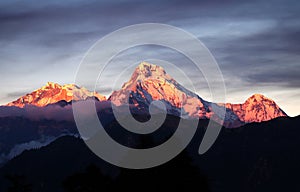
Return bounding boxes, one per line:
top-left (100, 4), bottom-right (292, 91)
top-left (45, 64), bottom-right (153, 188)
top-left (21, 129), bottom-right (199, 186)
top-left (225, 94), bottom-right (287, 123)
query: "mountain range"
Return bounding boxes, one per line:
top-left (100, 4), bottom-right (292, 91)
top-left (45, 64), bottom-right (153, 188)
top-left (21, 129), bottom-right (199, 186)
top-left (3, 62), bottom-right (287, 128)
top-left (0, 62), bottom-right (289, 165)
top-left (0, 62), bottom-right (298, 192)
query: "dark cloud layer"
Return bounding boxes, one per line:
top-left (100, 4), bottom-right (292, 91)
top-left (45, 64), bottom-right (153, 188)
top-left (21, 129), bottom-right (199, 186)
top-left (206, 21), bottom-right (300, 88)
top-left (0, 0), bottom-right (299, 115)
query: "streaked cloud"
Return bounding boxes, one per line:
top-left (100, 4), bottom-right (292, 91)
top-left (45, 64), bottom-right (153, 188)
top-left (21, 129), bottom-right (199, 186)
top-left (0, 0), bottom-right (299, 116)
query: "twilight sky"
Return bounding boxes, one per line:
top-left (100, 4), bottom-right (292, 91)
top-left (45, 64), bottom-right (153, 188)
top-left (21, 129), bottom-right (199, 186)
top-left (0, 0), bottom-right (299, 116)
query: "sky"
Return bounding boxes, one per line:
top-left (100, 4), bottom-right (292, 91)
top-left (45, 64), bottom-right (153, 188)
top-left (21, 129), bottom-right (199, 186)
top-left (0, 0), bottom-right (299, 116)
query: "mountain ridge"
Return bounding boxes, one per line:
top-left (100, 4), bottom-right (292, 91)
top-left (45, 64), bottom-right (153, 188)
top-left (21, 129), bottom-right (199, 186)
top-left (109, 62), bottom-right (287, 127)
top-left (1, 115), bottom-right (299, 192)
top-left (3, 62), bottom-right (287, 127)
top-left (5, 82), bottom-right (106, 108)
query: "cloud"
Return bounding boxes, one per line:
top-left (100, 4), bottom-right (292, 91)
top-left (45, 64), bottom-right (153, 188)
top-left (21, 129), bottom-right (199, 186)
top-left (0, 0), bottom-right (299, 116)
top-left (204, 21), bottom-right (300, 89)
top-left (6, 91), bottom-right (30, 98)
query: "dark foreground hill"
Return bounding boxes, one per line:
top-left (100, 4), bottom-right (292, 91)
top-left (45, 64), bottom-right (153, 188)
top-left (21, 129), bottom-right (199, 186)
top-left (0, 115), bottom-right (299, 192)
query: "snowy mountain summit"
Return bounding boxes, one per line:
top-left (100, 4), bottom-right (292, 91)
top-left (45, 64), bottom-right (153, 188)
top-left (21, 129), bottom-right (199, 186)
top-left (6, 82), bottom-right (106, 108)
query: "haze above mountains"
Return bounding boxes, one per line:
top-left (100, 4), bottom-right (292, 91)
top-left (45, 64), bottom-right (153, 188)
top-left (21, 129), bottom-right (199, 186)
top-left (2, 62), bottom-right (287, 128)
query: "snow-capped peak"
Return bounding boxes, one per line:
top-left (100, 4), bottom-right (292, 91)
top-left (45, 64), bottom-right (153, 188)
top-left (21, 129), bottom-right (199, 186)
top-left (246, 93), bottom-right (269, 102)
top-left (109, 62), bottom-right (208, 117)
top-left (134, 62), bottom-right (169, 79)
top-left (225, 94), bottom-right (287, 125)
top-left (6, 82), bottom-right (106, 108)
